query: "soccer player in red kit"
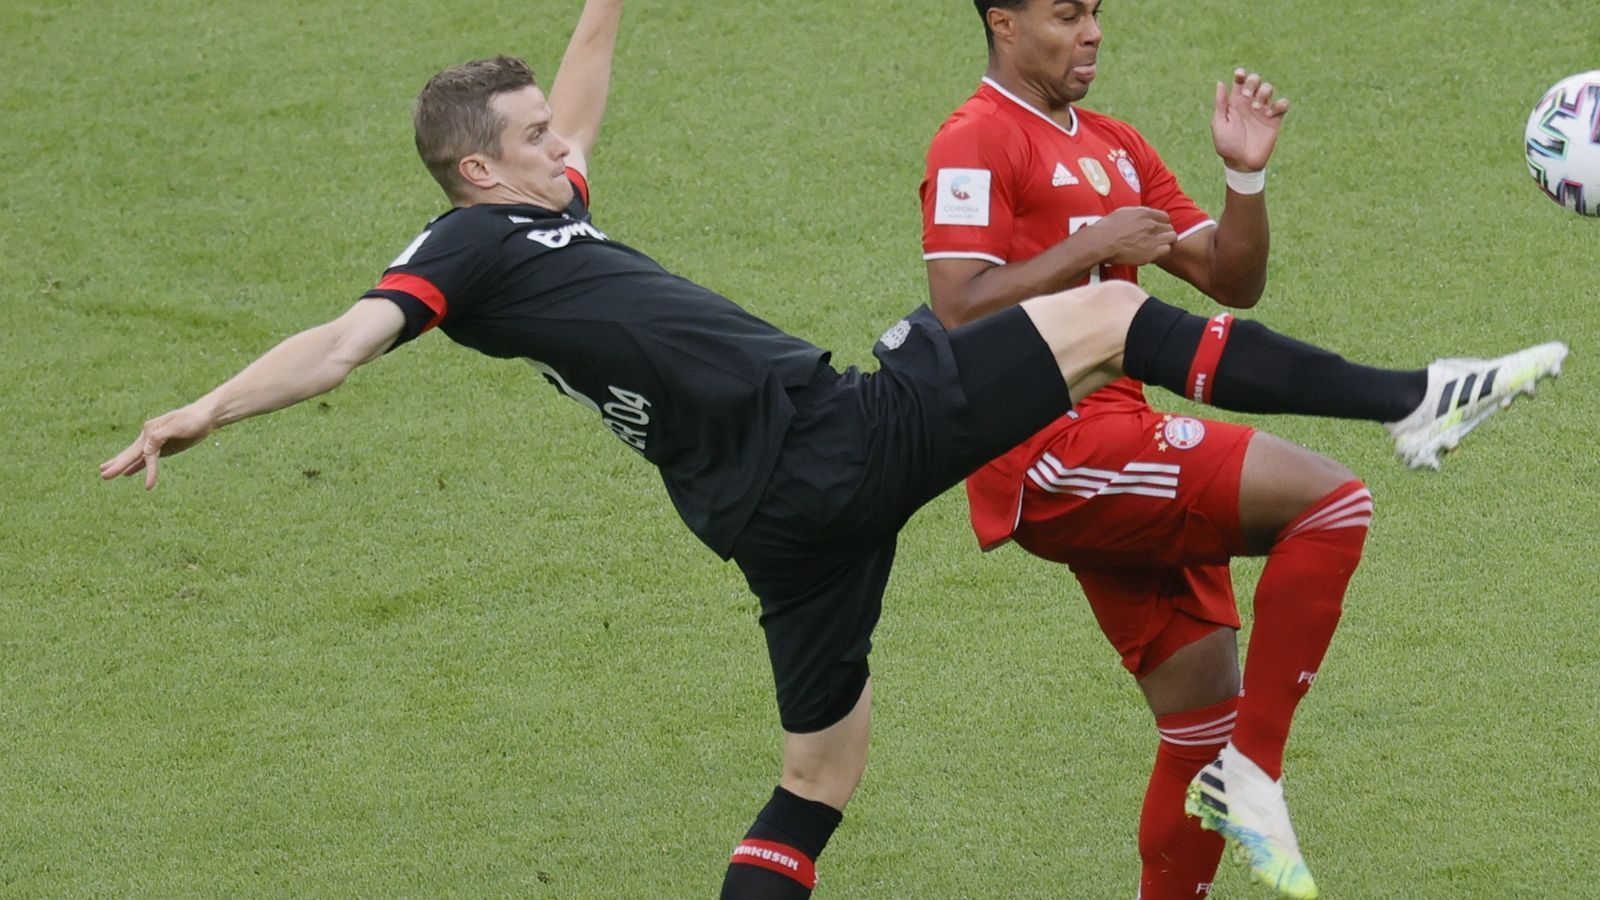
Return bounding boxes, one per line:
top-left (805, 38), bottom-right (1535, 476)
top-left (921, 2), bottom-right (1566, 897)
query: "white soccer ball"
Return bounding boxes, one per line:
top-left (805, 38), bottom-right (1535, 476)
top-left (1524, 70), bottom-right (1600, 217)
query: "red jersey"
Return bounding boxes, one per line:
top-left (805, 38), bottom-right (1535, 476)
top-left (920, 78), bottom-right (1215, 548)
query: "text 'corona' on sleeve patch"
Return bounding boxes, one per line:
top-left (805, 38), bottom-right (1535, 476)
top-left (934, 168), bottom-right (992, 226)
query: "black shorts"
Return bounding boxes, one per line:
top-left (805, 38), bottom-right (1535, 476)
top-left (731, 305), bottom-right (1070, 732)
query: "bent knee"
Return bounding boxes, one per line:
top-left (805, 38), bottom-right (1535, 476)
top-left (1021, 281), bottom-right (1150, 387)
top-left (1025, 279), bottom-right (1148, 326)
top-left (1282, 477), bottom-right (1375, 550)
top-left (1300, 452), bottom-right (1360, 501)
top-left (1241, 435), bottom-right (1371, 550)
top-left (1244, 434), bottom-right (1355, 506)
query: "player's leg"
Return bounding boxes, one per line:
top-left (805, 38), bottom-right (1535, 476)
top-left (1009, 414), bottom-right (1247, 899)
top-left (1230, 432), bottom-right (1363, 772)
top-left (722, 518), bottom-right (896, 899)
top-left (720, 676), bottom-right (868, 900)
top-left (715, 302), bottom-right (1084, 897)
top-left (1063, 565), bottom-right (1242, 900)
top-left (1184, 433), bottom-right (1369, 900)
top-left (1134, 625), bottom-right (1240, 900)
top-left (1017, 281), bottom-right (1567, 468)
top-left (721, 681), bottom-right (870, 900)
top-left (780, 678), bottom-right (873, 810)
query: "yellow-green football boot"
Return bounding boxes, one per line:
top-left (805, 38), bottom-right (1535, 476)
top-left (1385, 341), bottom-right (1568, 469)
top-left (1185, 744), bottom-right (1318, 899)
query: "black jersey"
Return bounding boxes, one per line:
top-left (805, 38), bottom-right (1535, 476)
top-left (363, 179), bottom-right (829, 557)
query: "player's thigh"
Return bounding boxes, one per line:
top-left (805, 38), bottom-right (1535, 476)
top-left (1073, 564), bottom-right (1241, 682)
top-left (1237, 431), bottom-right (1358, 553)
top-left (732, 529), bottom-right (893, 735)
top-left (857, 305), bottom-right (1069, 520)
top-left (1135, 624), bottom-right (1241, 718)
top-left (1019, 280), bottom-right (1148, 403)
top-left (1012, 411), bottom-right (1254, 567)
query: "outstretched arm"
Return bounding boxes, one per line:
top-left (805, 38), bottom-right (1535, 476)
top-left (548, 0), bottom-right (624, 179)
top-left (1159, 68), bottom-right (1290, 308)
top-left (99, 299), bottom-right (405, 489)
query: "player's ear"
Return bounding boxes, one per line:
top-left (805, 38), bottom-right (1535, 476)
top-left (458, 153), bottom-right (496, 191)
top-left (986, 7), bottom-right (1019, 44)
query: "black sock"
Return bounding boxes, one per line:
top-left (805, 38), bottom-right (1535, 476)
top-left (1122, 297), bottom-right (1427, 422)
top-left (720, 787), bottom-right (843, 899)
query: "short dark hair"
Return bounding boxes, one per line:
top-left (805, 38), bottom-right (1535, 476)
top-left (413, 55), bottom-right (539, 200)
top-left (974, 0), bottom-right (1029, 49)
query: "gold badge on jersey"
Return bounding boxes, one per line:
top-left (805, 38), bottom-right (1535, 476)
top-left (1078, 157), bottom-right (1112, 196)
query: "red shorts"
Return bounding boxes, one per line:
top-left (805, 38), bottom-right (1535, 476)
top-left (1008, 409), bottom-right (1255, 677)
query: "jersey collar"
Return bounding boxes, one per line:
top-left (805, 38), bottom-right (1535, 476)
top-left (981, 76), bottom-right (1080, 137)
top-left (473, 201), bottom-right (573, 222)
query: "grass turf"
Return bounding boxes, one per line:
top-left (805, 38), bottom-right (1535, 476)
top-left (3, 0), bottom-right (1597, 895)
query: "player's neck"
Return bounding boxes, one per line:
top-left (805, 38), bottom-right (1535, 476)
top-left (459, 185), bottom-right (562, 212)
top-left (985, 66), bottom-right (1076, 129)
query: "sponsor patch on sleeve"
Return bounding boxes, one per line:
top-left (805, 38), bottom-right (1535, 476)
top-left (934, 168), bottom-right (992, 226)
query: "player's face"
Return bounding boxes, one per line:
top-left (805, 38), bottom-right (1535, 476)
top-left (1005, 0), bottom-right (1103, 104)
top-left (483, 85), bottom-right (574, 209)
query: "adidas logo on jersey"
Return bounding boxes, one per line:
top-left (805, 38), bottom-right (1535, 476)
top-left (1052, 162), bottom-right (1079, 187)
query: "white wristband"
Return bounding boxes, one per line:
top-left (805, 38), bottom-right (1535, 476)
top-left (1224, 166), bottom-right (1267, 195)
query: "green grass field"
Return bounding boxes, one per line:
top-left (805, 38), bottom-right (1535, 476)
top-left (4, 1), bottom-right (1597, 896)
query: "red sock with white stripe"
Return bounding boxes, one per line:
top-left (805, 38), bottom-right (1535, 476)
top-left (1139, 696), bottom-right (1235, 899)
top-left (721, 786), bottom-right (841, 899)
top-left (1232, 480), bottom-right (1372, 780)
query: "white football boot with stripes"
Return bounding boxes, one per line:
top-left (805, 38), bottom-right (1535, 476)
top-left (1185, 744), bottom-right (1318, 899)
top-left (1385, 341), bottom-right (1568, 469)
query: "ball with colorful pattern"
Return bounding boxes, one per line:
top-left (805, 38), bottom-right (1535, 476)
top-left (1525, 71), bottom-right (1600, 217)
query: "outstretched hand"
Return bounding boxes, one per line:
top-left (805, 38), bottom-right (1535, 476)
top-left (1211, 68), bottom-right (1289, 172)
top-left (99, 404), bottom-right (216, 490)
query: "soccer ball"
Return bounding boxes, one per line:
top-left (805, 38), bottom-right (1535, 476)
top-left (1524, 70), bottom-right (1600, 216)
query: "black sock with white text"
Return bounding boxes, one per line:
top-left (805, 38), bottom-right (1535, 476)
top-left (720, 786), bottom-right (843, 899)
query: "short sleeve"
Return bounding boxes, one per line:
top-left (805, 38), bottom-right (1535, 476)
top-left (361, 211), bottom-right (498, 350)
top-left (1122, 126), bottom-right (1213, 238)
top-left (920, 117), bottom-right (1017, 265)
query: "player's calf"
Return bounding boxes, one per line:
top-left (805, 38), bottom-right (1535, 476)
top-left (1140, 696), bottom-right (1237, 899)
top-left (1233, 479), bottom-right (1371, 780)
top-left (1120, 297), bottom-right (1427, 422)
top-left (721, 787), bottom-right (843, 900)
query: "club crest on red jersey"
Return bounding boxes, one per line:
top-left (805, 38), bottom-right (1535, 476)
top-left (1109, 148), bottom-right (1141, 193)
top-left (1157, 415), bottom-right (1206, 451)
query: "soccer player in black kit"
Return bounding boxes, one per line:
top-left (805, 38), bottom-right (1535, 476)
top-left (102, 1), bottom-right (1565, 896)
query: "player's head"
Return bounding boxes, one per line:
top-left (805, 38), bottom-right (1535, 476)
top-left (413, 55), bottom-right (574, 209)
top-left (975, 0), bottom-right (1103, 104)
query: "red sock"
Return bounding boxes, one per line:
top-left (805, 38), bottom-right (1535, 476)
top-left (1231, 480), bottom-right (1371, 780)
top-left (1139, 695), bottom-right (1236, 899)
